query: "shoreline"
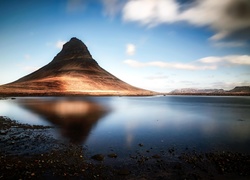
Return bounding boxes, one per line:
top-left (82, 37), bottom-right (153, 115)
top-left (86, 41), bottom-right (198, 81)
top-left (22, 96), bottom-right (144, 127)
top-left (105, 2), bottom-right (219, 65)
top-left (166, 93), bottom-right (250, 96)
top-left (1, 116), bottom-right (249, 179)
top-left (1, 93), bottom-right (250, 99)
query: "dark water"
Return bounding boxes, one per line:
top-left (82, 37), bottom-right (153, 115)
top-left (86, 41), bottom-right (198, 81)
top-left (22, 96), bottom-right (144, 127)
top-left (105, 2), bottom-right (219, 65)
top-left (1, 96), bottom-right (250, 156)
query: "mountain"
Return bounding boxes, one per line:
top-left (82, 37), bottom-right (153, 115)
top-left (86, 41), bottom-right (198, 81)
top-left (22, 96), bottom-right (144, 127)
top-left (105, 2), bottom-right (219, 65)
top-left (170, 88), bottom-right (225, 94)
top-left (0, 37), bottom-right (155, 96)
top-left (169, 86), bottom-right (250, 95)
top-left (228, 86), bottom-right (250, 93)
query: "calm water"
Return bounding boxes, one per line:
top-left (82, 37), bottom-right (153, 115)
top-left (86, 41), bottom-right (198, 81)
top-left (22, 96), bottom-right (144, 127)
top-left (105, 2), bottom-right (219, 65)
top-left (1, 96), bottom-right (250, 156)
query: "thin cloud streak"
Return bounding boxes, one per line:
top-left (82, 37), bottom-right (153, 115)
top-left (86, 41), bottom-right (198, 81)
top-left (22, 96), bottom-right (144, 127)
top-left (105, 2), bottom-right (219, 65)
top-left (124, 59), bottom-right (216, 70)
top-left (24, 54), bottom-right (31, 60)
top-left (124, 55), bottom-right (250, 70)
top-left (23, 66), bottom-right (39, 72)
top-left (102, 0), bottom-right (125, 17)
top-left (145, 74), bottom-right (168, 80)
top-left (199, 55), bottom-right (250, 65)
top-left (212, 41), bottom-right (246, 48)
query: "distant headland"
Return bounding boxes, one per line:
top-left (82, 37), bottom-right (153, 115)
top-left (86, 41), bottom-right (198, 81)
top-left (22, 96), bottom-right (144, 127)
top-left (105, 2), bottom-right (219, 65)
top-left (167, 86), bottom-right (250, 96)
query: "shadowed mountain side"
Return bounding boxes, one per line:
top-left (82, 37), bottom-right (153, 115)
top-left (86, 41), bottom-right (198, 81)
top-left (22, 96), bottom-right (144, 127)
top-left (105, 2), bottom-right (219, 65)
top-left (17, 98), bottom-right (108, 143)
top-left (0, 37), bottom-right (155, 96)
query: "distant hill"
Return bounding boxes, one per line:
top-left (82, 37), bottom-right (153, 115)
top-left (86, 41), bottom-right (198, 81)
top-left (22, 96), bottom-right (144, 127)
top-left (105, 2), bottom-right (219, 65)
top-left (169, 86), bottom-right (250, 96)
top-left (228, 86), bottom-right (250, 93)
top-left (170, 88), bottom-right (225, 94)
top-left (0, 37), bottom-right (155, 96)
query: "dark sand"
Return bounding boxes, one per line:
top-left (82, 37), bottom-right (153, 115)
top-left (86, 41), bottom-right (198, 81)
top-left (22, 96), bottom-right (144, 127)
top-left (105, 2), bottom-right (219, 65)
top-left (0, 116), bottom-right (249, 179)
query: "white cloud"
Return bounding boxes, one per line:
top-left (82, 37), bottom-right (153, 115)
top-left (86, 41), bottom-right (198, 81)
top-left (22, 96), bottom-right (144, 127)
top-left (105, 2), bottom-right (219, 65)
top-left (102, 0), bottom-right (125, 17)
top-left (126, 43), bottom-right (136, 55)
top-left (124, 55), bottom-right (250, 70)
top-left (212, 41), bottom-right (246, 48)
top-left (56, 40), bottom-right (66, 49)
top-left (122, 0), bottom-right (250, 42)
top-left (124, 59), bottom-right (216, 70)
top-left (179, 0), bottom-right (250, 41)
top-left (145, 74), bottom-right (168, 80)
top-left (198, 57), bottom-right (222, 64)
top-left (123, 0), bottom-right (179, 26)
top-left (23, 66), bottom-right (39, 72)
top-left (24, 54), bottom-right (31, 60)
top-left (199, 55), bottom-right (250, 65)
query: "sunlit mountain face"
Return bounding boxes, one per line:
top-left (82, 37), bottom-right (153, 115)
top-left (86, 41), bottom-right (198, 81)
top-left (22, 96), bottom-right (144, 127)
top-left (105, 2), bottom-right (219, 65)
top-left (0, 38), bottom-right (155, 96)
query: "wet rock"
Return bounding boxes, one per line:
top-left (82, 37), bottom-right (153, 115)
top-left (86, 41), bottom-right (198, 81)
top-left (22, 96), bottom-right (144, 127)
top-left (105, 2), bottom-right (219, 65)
top-left (108, 153), bottom-right (117, 158)
top-left (0, 130), bottom-right (7, 135)
top-left (91, 154), bottom-right (105, 161)
top-left (152, 154), bottom-right (161, 159)
top-left (138, 143), bottom-right (144, 147)
top-left (117, 168), bottom-right (130, 175)
top-left (168, 148), bottom-right (175, 154)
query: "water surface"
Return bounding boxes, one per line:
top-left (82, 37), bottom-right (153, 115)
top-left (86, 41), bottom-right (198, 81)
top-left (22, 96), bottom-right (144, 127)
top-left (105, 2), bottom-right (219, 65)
top-left (1, 96), bottom-right (250, 157)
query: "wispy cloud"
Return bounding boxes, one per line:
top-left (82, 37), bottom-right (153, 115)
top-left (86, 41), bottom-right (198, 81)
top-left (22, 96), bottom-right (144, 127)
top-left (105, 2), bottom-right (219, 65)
top-left (145, 74), bottom-right (168, 80)
top-left (123, 0), bottom-right (179, 26)
top-left (24, 54), bottom-right (31, 60)
top-left (124, 59), bottom-right (216, 70)
top-left (56, 40), bottom-right (66, 49)
top-left (124, 55), bottom-right (250, 70)
top-left (179, 81), bottom-right (200, 87)
top-left (102, 0), bottom-right (125, 17)
top-left (212, 41), bottom-right (247, 48)
top-left (23, 66), bottom-right (39, 72)
top-left (67, 0), bottom-right (86, 12)
top-left (121, 0), bottom-right (250, 42)
top-left (126, 43), bottom-right (136, 56)
top-left (199, 55), bottom-right (250, 65)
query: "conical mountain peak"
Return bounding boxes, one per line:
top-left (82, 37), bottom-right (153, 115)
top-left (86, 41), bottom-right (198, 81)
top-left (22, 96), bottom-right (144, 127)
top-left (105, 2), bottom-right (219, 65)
top-left (0, 37), bottom-right (155, 96)
top-left (52, 37), bottom-right (92, 63)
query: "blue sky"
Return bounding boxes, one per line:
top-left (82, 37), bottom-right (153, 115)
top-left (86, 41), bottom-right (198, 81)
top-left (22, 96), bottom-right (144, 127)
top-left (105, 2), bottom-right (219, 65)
top-left (0, 0), bottom-right (250, 92)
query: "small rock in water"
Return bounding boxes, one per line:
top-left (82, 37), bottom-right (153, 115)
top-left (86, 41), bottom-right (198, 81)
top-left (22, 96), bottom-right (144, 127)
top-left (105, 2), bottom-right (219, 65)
top-left (108, 153), bottom-right (117, 158)
top-left (138, 143), bottom-right (144, 147)
top-left (152, 154), bottom-right (161, 159)
top-left (0, 130), bottom-right (7, 135)
top-left (91, 154), bottom-right (104, 161)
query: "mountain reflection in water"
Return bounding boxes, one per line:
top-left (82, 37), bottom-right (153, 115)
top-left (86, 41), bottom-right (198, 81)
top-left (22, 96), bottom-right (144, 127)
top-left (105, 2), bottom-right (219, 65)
top-left (17, 98), bottom-right (109, 143)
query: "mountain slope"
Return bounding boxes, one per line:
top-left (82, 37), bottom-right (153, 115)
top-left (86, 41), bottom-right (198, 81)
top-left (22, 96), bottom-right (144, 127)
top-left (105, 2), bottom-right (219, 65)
top-left (0, 37), bottom-right (155, 96)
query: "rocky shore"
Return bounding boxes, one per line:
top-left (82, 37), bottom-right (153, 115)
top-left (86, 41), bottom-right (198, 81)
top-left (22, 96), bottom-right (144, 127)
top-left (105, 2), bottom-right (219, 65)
top-left (0, 116), bottom-right (249, 179)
